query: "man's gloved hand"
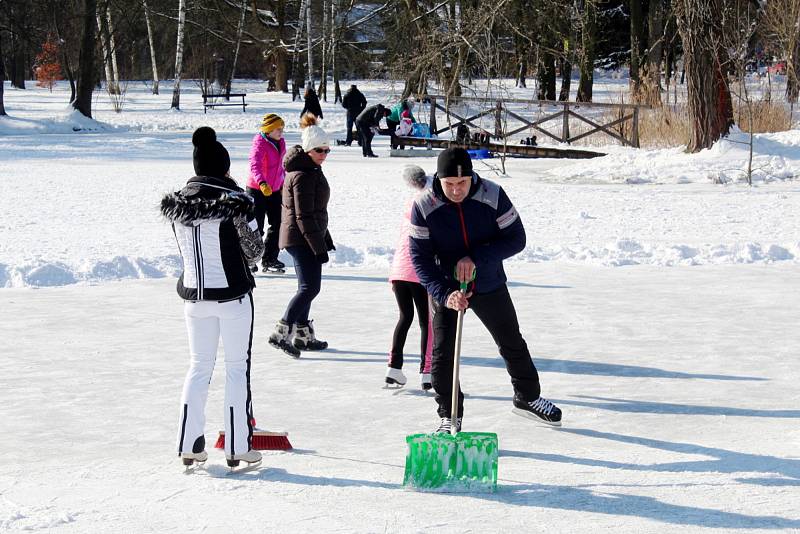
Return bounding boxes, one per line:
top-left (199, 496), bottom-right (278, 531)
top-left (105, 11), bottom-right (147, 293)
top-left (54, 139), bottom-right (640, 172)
top-left (259, 182), bottom-right (272, 197)
top-left (316, 252), bottom-right (329, 264)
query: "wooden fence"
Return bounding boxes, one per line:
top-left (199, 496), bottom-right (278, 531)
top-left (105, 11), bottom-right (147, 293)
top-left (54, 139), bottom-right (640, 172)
top-left (423, 95), bottom-right (649, 148)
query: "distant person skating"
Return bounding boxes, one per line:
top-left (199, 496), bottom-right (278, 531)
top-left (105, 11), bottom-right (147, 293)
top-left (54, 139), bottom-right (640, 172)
top-left (268, 113), bottom-right (335, 357)
top-left (161, 127), bottom-right (264, 469)
top-left (387, 98), bottom-right (416, 150)
top-left (342, 84), bottom-right (367, 146)
top-left (247, 113), bottom-right (287, 273)
top-left (355, 103), bottom-right (390, 158)
top-left (300, 86), bottom-right (323, 119)
top-left (409, 147), bottom-right (563, 433)
top-left (385, 165), bottom-right (433, 390)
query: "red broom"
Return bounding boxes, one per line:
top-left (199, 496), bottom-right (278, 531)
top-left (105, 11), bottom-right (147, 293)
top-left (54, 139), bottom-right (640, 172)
top-left (214, 419), bottom-right (293, 450)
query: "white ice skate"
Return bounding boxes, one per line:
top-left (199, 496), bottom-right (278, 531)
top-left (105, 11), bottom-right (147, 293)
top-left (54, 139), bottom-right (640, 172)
top-left (384, 367), bottom-right (407, 388)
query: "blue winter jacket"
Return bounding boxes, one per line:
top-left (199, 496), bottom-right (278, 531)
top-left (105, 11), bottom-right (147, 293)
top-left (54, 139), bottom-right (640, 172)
top-left (408, 174), bottom-right (525, 304)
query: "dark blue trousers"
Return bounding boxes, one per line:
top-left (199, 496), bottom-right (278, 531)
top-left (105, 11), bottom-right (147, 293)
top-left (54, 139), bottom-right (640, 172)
top-left (282, 245), bottom-right (322, 326)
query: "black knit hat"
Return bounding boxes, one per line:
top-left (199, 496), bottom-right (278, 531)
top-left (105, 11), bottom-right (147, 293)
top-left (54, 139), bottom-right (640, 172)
top-left (437, 147), bottom-right (472, 178)
top-left (192, 126), bottom-right (230, 178)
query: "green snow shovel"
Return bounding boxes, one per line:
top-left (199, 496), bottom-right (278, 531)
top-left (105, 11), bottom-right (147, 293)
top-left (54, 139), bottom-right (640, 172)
top-left (403, 276), bottom-right (498, 492)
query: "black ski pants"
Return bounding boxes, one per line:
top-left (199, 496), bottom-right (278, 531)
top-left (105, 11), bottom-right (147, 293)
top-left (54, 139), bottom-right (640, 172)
top-left (389, 280), bottom-right (431, 372)
top-left (247, 186), bottom-right (282, 264)
top-left (345, 111), bottom-right (361, 145)
top-left (431, 284), bottom-right (541, 418)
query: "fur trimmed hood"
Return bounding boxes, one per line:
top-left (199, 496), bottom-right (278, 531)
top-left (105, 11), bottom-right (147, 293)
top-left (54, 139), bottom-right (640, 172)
top-left (160, 176), bottom-right (254, 225)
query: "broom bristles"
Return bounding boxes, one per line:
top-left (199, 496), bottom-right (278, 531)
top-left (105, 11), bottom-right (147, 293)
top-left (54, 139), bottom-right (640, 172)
top-left (214, 430), bottom-right (293, 450)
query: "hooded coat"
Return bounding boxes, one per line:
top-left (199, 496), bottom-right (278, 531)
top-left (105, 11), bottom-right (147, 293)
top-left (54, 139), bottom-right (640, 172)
top-left (161, 175), bottom-right (264, 301)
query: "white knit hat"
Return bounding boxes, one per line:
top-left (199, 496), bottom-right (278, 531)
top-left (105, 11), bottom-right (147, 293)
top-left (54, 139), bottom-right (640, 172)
top-left (301, 124), bottom-right (330, 152)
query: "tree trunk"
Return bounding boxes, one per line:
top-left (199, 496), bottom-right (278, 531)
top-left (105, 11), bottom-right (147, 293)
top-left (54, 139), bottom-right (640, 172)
top-left (559, 50), bottom-right (572, 101)
top-left (96, 7), bottom-right (113, 94)
top-left (106, 5), bottom-right (120, 94)
top-left (52, 7), bottom-right (77, 102)
top-left (537, 52), bottom-right (556, 100)
top-left (576, 0), bottom-right (596, 102)
top-left (675, 1), bottom-right (733, 152)
top-left (171, 0), bottom-right (187, 109)
top-left (305, 0), bottom-right (313, 86)
top-left (8, 2), bottom-right (25, 90)
top-left (274, 0), bottom-right (288, 92)
top-left (225, 0), bottom-right (247, 97)
top-left (0, 32), bottom-right (6, 116)
top-left (73, 0), bottom-right (97, 118)
top-left (143, 0), bottom-right (159, 94)
top-left (331, 0), bottom-right (341, 103)
top-left (628, 0), bottom-right (646, 99)
top-left (641, 0), bottom-right (666, 105)
top-left (318, 0), bottom-right (328, 101)
top-left (290, 0), bottom-right (304, 100)
top-left (787, 30), bottom-right (800, 103)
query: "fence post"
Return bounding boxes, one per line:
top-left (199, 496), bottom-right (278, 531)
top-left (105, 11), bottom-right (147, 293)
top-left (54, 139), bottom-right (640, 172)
top-left (429, 96), bottom-right (437, 134)
top-left (495, 100), bottom-right (503, 139)
top-left (562, 102), bottom-right (570, 144)
top-left (632, 106), bottom-right (640, 148)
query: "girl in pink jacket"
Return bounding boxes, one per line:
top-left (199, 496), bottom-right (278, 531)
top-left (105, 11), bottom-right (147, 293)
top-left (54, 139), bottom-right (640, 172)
top-left (247, 113), bottom-right (287, 272)
top-left (386, 165), bottom-right (433, 389)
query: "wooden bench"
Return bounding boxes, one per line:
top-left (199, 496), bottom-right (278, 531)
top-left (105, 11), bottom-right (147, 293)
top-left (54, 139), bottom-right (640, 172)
top-left (202, 93), bottom-right (247, 113)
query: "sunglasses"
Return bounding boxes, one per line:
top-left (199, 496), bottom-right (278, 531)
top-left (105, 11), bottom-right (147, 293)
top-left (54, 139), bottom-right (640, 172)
top-left (312, 147), bottom-right (331, 154)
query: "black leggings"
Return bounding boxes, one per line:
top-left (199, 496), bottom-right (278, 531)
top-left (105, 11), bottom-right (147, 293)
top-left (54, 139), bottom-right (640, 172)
top-left (247, 186), bottom-right (282, 263)
top-left (389, 280), bottom-right (432, 373)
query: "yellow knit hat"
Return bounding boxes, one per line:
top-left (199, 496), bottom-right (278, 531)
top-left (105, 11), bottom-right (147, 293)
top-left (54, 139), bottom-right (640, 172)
top-left (260, 113), bottom-right (285, 134)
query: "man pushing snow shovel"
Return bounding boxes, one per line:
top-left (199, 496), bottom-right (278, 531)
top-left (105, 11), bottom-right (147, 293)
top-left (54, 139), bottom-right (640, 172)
top-left (409, 147), bottom-right (562, 432)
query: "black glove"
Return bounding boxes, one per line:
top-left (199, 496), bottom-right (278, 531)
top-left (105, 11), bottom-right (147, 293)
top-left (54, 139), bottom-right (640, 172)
top-left (316, 252), bottom-right (329, 264)
top-left (324, 231), bottom-right (336, 251)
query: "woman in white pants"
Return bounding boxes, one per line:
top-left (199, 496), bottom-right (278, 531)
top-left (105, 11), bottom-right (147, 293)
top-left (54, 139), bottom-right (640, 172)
top-left (161, 127), bottom-right (266, 468)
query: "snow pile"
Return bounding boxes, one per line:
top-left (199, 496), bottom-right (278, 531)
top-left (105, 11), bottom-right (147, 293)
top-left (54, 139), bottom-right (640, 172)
top-left (0, 108), bottom-right (111, 135)
top-left (546, 129), bottom-right (800, 184)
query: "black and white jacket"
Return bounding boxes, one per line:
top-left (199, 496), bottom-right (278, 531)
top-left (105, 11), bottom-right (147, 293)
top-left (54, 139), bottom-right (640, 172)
top-left (161, 175), bottom-right (264, 301)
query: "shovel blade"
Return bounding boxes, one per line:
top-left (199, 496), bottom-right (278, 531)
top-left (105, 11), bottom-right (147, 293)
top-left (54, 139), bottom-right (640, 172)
top-left (403, 432), bottom-right (498, 492)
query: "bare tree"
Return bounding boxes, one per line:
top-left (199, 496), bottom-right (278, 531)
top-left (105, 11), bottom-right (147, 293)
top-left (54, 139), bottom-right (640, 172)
top-left (0, 30), bottom-right (6, 116)
top-left (73, 0), bottom-right (97, 118)
top-left (224, 0), bottom-right (247, 97)
top-left (171, 0), bottom-right (187, 109)
top-left (576, 0), bottom-right (597, 102)
top-left (142, 0), bottom-right (159, 94)
top-left (674, 0), bottom-right (734, 152)
top-left (761, 0), bottom-right (800, 105)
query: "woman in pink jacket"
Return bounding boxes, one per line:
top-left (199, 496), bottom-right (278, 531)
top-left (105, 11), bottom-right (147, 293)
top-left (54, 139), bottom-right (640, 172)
top-left (247, 113), bottom-right (287, 272)
top-left (385, 165), bottom-right (433, 390)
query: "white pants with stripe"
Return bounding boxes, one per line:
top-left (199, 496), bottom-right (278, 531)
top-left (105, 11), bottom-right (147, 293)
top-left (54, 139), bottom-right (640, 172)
top-left (177, 293), bottom-right (254, 456)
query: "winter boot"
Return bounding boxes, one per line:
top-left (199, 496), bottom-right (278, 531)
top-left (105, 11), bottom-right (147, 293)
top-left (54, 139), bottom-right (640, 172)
top-left (434, 417), bottom-right (462, 434)
top-left (226, 449), bottom-right (262, 468)
top-left (292, 320), bottom-right (328, 351)
top-left (269, 320), bottom-right (300, 358)
top-left (420, 372), bottom-right (432, 391)
top-left (385, 367), bottom-right (407, 387)
top-left (512, 394), bottom-right (562, 427)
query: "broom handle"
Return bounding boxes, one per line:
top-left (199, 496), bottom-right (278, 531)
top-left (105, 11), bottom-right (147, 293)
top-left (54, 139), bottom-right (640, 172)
top-left (450, 295), bottom-right (466, 436)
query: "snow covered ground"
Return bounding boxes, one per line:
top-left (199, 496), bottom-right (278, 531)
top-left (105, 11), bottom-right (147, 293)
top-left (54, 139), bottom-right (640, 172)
top-left (0, 79), bottom-right (799, 532)
top-left (1, 79), bottom-right (799, 288)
